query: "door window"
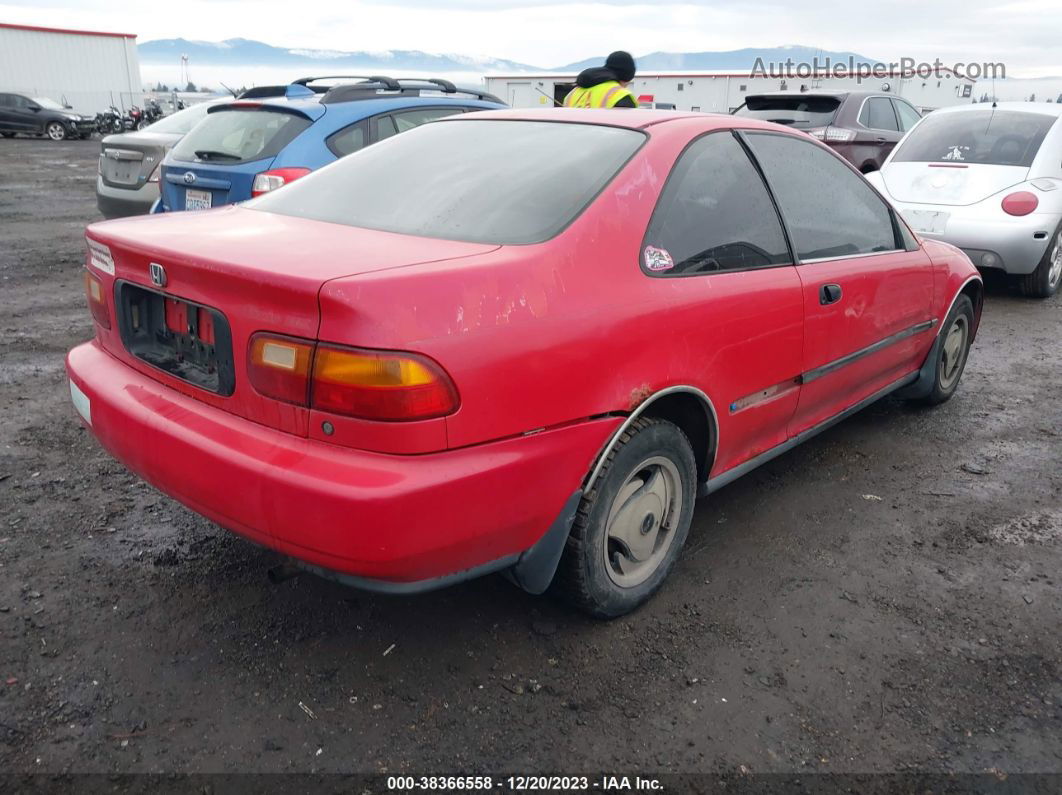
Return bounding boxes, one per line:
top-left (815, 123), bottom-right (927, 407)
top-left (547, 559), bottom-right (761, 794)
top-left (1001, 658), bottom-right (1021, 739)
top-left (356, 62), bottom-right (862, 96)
top-left (859, 97), bottom-right (899, 131)
top-left (642, 132), bottom-right (791, 275)
top-left (743, 132), bottom-right (900, 260)
top-left (893, 100), bottom-right (921, 132)
top-left (392, 107), bottom-right (464, 133)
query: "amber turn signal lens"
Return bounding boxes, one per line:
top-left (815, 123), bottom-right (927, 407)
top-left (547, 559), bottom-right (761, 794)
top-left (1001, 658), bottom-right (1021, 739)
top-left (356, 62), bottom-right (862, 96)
top-left (83, 270), bottom-right (110, 329)
top-left (247, 333), bottom-right (314, 405)
top-left (311, 345), bottom-right (459, 421)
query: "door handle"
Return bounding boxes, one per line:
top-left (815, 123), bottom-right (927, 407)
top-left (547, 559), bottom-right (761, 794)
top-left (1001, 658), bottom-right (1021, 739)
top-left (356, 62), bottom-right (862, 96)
top-left (875, 136), bottom-right (887, 143)
top-left (819, 283), bottom-right (843, 305)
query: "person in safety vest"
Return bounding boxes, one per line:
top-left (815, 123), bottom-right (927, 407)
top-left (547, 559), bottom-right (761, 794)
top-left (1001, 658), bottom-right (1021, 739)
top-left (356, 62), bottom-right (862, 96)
top-left (563, 51), bottom-right (637, 108)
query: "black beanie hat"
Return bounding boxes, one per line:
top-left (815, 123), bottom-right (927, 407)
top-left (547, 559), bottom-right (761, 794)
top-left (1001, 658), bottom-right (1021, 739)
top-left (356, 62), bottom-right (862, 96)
top-left (605, 50), bottom-right (636, 82)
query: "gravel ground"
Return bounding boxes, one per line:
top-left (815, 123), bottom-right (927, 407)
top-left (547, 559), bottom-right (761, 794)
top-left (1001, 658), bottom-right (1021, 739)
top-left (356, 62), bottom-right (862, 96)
top-left (0, 138), bottom-right (1060, 782)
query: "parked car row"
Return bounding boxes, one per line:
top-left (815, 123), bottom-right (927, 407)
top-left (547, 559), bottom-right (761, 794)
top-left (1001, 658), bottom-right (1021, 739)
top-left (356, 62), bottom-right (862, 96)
top-left (69, 93), bottom-right (986, 617)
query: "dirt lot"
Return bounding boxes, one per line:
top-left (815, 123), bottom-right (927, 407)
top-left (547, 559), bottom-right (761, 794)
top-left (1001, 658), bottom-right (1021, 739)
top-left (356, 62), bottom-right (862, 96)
top-left (1, 138), bottom-right (1060, 781)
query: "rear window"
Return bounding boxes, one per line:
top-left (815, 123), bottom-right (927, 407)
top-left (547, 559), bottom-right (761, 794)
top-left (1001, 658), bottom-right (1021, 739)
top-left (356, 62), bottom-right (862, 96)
top-left (735, 95), bottom-right (841, 128)
top-left (250, 119), bottom-right (645, 245)
top-left (892, 110), bottom-right (1057, 167)
top-left (170, 108), bottom-right (312, 164)
top-left (144, 102), bottom-right (214, 135)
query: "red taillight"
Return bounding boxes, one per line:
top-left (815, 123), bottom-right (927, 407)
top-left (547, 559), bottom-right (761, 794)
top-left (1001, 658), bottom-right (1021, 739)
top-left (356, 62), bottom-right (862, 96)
top-left (250, 167), bottom-right (310, 197)
top-left (246, 334), bottom-right (459, 421)
top-left (84, 270), bottom-right (110, 329)
top-left (312, 344), bottom-right (460, 421)
top-left (247, 333), bottom-right (314, 405)
top-left (1001, 191), bottom-right (1038, 216)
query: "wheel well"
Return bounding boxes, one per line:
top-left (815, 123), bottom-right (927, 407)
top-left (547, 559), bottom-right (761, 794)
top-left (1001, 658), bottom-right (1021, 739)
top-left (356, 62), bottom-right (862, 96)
top-left (960, 279), bottom-right (984, 340)
top-left (860, 162), bottom-right (878, 174)
top-left (638, 392), bottom-right (714, 482)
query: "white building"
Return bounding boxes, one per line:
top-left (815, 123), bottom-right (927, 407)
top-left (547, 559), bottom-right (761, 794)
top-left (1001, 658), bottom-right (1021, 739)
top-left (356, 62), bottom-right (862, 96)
top-left (0, 23), bottom-right (142, 114)
top-left (486, 70), bottom-right (976, 114)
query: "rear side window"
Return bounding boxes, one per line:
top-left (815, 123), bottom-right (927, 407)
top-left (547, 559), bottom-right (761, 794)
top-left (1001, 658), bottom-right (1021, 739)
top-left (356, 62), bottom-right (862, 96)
top-left (735, 95), bottom-right (841, 129)
top-left (250, 119), bottom-right (645, 245)
top-left (891, 109), bottom-right (1056, 166)
top-left (893, 100), bottom-right (921, 132)
top-left (170, 108), bottom-right (311, 164)
top-left (745, 132), bottom-right (898, 260)
top-left (327, 121), bottom-right (367, 157)
top-left (0, 94), bottom-right (12, 107)
top-left (859, 97), bottom-right (899, 131)
top-left (376, 107), bottom-right (466, 142)
top-left (643, 132), bottom-right (791, 275)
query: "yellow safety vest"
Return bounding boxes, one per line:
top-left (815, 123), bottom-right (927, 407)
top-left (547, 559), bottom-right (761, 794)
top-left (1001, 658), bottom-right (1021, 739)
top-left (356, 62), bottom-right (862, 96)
top-left (563, 80), bottom-right (636, 109)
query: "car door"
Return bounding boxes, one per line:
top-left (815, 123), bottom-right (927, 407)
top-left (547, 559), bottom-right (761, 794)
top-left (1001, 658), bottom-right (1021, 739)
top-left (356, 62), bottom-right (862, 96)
top-left (741, 131), bottom-right (935, 436)
top-left (640, 130), bottom-right (804, 475)
top-left (5, 94), bottom-right (35, 132)
top-left (857, 96), bottom-right (903, 167)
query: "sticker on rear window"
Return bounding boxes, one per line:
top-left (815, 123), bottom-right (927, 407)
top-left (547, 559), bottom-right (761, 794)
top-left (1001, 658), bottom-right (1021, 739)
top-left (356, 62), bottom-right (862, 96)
top-left (644, 245), bottom-right (674, 272)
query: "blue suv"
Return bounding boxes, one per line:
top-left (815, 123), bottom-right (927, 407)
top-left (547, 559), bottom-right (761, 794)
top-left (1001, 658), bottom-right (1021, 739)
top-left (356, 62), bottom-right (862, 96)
top-left (155, 76), bottom-right (505, 212)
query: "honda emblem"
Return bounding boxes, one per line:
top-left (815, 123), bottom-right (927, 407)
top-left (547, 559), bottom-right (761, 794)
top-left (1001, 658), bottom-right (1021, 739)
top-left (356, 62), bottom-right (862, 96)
top-left (149, 262), bottom-right (167, 288)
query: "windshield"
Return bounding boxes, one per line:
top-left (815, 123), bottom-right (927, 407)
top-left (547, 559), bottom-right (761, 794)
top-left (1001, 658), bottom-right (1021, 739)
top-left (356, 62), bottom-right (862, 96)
top-left (170, 107), bottom-right (312, 164)
top-left (33, 97), bottom-right (65, 111)
top-left (735, 95), bottom-right (841, 128)
top-left (892, 110), bottom-right (1057, 166)
top-left (144, 101), bottom-right (215, 135)
top-left (250, 119), bottom-right (646, 245)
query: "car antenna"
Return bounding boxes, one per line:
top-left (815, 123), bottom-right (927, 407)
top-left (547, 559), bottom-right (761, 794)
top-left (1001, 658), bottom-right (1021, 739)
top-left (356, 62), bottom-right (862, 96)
top-left (219, 81), bottom-right (238, 98)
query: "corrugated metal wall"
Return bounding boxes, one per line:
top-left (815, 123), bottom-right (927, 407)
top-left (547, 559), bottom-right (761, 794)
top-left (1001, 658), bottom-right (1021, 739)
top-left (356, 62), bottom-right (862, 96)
top-left (0, 27), bottom-right (142, 114)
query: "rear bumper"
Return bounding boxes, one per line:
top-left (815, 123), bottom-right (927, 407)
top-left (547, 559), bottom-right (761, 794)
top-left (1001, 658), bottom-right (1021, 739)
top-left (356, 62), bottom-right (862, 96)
top-left (894, 202), bottom-right (1060, 276)
top-left (66, 341), bottom-right (615, 588)
top-left (96, 175), bottom-right (157, 219)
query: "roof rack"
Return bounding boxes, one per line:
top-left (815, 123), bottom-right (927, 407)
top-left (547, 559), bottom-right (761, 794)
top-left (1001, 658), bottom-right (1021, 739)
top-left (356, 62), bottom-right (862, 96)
top-left (291, 74), bottom-right (502, 105)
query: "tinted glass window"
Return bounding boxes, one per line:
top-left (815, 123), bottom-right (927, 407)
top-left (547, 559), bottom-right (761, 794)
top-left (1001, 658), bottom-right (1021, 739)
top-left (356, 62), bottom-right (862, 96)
top-left (251, 119), bottom-right (645, 245)
top-left (859, 97), bottom-right (898, 131)
top-left (170, 108), bottom-right (311, 164)
top-left (891, 109), bottom-right (1056, 166)
top-left (392, 107), bottom-right (464, 133)
top-left (893, 100), bottom-right (921, 132)
top-left (745, 132), bottom-right (898, 260)
top-left (11, 95), bottom-right (29, 109)
top-left (0, 94), bottom-right (11, 108)
top-left (735, 95), bottom-right (841, 129)
top-left (376, 115), bottom-right (398, 141)
top-left (643, 132), bottom-right (790, 275)
top-left (327, 122), bottom-right (366, 157)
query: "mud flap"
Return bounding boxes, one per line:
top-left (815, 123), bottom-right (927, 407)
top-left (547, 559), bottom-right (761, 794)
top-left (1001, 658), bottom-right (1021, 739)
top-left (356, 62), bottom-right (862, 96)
top-left (506, 490), bottom-right (583, 595)
top-left (895, 330), bottom-right (943, 400)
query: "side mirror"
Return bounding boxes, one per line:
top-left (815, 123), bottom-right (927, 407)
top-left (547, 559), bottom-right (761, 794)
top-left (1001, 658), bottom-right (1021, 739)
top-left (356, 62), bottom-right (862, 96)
top-left (27, 103), bottom-right (41, 112)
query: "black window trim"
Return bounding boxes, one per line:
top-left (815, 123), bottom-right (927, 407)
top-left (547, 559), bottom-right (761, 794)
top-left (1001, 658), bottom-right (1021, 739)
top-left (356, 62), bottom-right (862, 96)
top-left (639, 128), bottom-right (798, 279)
top-left (739, 129), bottom-right (914, 264)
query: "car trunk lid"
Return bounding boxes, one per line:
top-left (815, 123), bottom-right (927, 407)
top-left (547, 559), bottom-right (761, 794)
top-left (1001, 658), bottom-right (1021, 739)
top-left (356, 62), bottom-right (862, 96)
top-left (881, 162), bottom-right (1030, 206)
top-left (99, 131), bottom-right (177, 189)
top-left (86, 206), bottom-right (498, 434)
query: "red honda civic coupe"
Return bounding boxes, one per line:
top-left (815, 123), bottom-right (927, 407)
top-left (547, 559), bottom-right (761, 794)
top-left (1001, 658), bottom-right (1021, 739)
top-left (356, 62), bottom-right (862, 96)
top-left (67, 108), bottom-right (982, 617)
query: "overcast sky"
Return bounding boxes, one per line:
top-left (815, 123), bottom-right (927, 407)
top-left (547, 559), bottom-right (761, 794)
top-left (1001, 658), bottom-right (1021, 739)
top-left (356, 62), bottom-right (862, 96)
top-left (3, 0), bottom-right (1060, 76)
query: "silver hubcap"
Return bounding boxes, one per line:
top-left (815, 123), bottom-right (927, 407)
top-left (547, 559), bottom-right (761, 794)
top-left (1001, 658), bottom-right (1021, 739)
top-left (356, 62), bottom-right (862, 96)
top-left (939, 314), bottom-right (969, 390)
top-left (1048, 231), bottom-right (1062, 289)
top-left (603, 456), bottom-right (683, 588)
top-left (47, 123), bottom-right (63, 140)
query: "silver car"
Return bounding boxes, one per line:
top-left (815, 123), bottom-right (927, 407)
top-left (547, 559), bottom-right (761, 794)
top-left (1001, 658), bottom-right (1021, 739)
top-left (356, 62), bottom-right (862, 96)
top-left (96, 99), bottom-right (228, 218)
top-left (866, 102), bottom-right (1062, 297)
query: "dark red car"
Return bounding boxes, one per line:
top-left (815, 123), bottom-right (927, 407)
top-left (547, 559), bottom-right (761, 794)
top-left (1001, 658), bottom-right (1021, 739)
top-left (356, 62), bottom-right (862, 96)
top-left (67, 108), bottom-right (981, 617)
top-left (735, 90), bottom-right (923, 172)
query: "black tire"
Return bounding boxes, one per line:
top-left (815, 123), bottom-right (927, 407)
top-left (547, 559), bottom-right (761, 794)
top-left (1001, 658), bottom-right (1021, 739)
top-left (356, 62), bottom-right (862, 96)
top-left (913, 294), bottom-right (974, 406)
top-left (1018, 224), bottom-right (1062, 298)
top-left (0, 132), bottom-right (15, 139)
top-left (551, 417), bottom-right (696, 618)
top-left (45, 121), bottom-right (67, 141)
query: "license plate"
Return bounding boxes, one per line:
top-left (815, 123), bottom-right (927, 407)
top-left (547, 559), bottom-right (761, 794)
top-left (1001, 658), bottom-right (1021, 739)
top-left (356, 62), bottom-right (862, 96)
top-left (185, 189), bottom-right (212, 211)
top-left (903, 209), bottom-right (949, 234)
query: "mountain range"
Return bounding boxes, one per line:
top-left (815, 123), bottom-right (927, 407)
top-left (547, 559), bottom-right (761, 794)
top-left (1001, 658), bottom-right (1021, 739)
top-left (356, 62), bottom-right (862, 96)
top-left (137, 38), bottom-right (877, 75)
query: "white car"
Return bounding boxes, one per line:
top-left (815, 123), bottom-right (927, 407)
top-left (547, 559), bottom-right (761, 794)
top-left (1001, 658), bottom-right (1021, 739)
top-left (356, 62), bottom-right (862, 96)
top-left (866, 102), bottom-right (1062, 297)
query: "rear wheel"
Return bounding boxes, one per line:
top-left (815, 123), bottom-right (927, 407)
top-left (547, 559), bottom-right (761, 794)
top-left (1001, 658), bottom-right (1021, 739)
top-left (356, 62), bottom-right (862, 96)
top-left (1018, 226), bottom-right (1062, 298)
top-left (552, 417), bottom-right (696, 618)
top-left (45, 122), bottom-right (67, 141)
top-left (913, 294), bottom-right (974, 406)
top-left (0, 132), bottom-right (15, 139)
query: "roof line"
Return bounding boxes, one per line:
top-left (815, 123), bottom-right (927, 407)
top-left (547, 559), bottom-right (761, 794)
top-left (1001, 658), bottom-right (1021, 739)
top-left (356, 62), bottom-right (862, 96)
top-left (0, 22), bottom-right (136, 39)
